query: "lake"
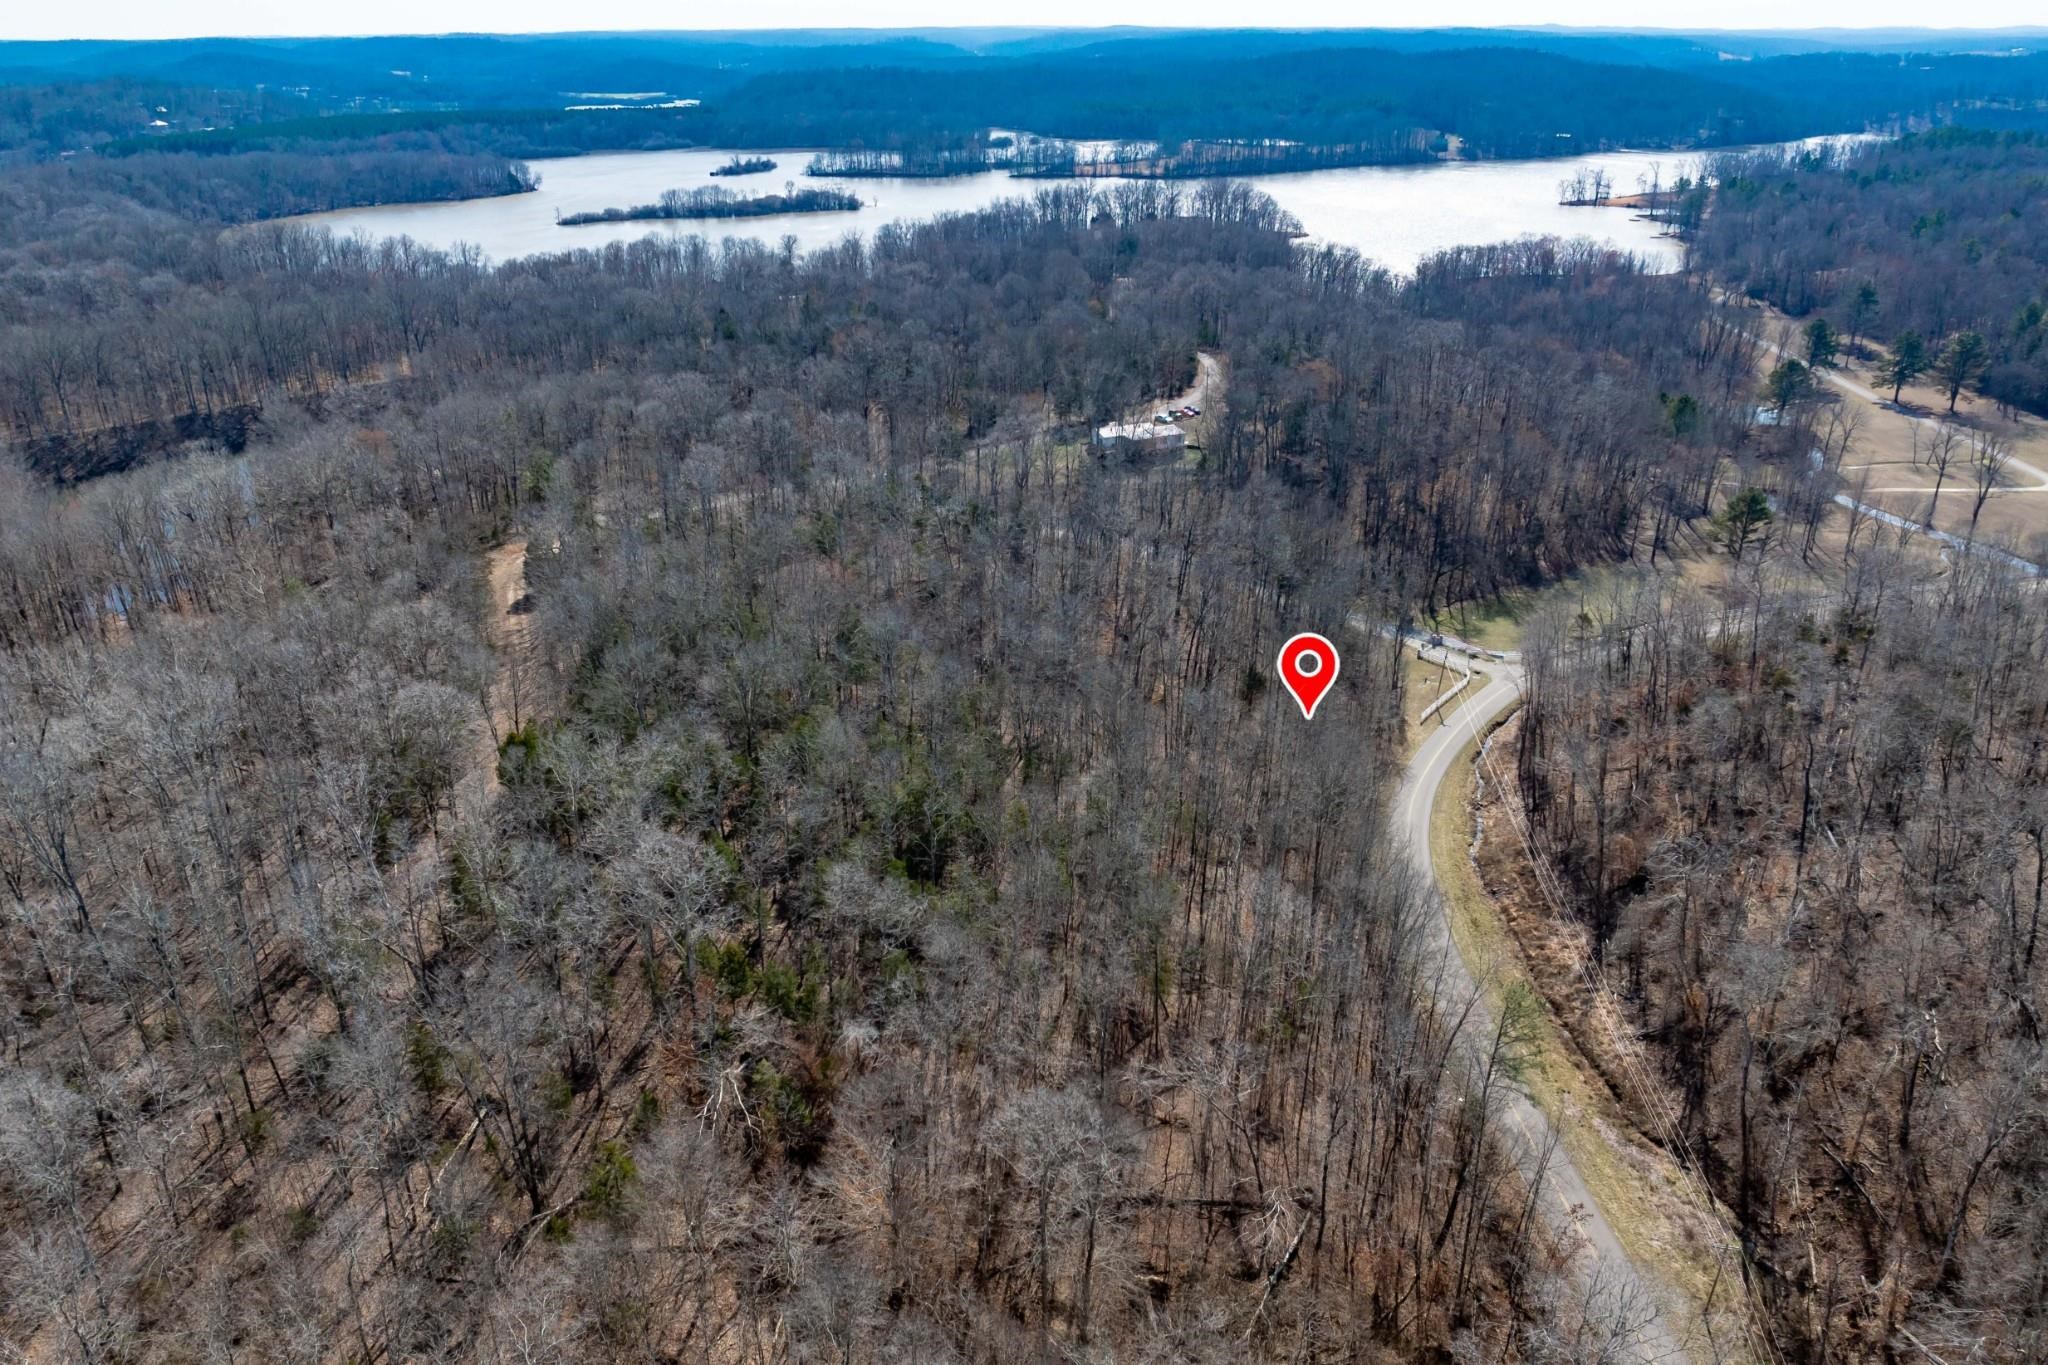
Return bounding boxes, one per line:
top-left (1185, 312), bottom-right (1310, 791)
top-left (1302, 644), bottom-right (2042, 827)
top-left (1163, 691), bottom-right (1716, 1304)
top-left (292, 140), bottom-right (1841, 276)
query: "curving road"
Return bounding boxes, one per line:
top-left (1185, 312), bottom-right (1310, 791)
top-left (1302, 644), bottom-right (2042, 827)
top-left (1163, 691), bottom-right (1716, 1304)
top-left (1390, 636), bottom-right (1691, 1362)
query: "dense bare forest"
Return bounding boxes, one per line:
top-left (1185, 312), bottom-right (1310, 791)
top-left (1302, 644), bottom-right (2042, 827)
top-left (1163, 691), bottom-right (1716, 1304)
top-left (0, 109), bottom-right (1786, 1358)
top-left (1514, 556), bottom-right (2048, 1360)
top-left (7, 43), bottom-right (2048, 1362)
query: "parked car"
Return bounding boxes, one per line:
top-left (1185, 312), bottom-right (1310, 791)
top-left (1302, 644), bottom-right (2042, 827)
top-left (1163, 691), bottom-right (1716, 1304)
top-left (1185, 404), bottom-right (1201, 415)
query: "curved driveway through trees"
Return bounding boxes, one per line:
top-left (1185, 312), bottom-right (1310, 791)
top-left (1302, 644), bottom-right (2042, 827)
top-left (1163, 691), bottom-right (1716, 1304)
top-left (1390, 640), bottom-right (1691, 1362)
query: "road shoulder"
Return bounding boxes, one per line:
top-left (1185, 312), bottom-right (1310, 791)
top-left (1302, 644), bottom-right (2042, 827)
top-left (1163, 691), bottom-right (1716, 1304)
top-left (1428, 710), bottom-right (1762, 1364)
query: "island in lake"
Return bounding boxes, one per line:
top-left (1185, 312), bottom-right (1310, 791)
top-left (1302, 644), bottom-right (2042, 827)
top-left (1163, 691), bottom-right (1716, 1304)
top-left (559, 185), bottom-right (861, 225)
top-left (709, 155), bottom-right (778, 177)
top-left (1011, 138), bottom-right (1439, 180)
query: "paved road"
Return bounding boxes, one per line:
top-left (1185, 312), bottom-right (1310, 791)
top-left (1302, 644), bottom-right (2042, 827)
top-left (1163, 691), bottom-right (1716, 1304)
top-left (1390, 638), bottom-right (1691, 1362)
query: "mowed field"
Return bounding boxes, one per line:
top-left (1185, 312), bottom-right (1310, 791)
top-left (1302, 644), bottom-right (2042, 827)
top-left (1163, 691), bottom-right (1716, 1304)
top-left (1751, 304), bottom-right (2048, 560)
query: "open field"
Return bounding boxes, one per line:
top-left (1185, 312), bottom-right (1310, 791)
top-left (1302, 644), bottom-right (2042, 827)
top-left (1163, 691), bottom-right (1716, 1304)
top-left (1748, 303), bottom-right (2048, 559)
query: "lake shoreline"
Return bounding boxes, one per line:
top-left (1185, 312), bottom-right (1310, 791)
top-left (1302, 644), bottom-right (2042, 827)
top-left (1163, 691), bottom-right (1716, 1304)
top-left (289, 135), bottom-right (1870, 274)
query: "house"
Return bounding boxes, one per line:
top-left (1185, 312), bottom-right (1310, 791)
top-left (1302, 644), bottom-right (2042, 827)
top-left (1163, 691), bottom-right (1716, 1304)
top-left (1095, 421), bottom-right (1186, 459)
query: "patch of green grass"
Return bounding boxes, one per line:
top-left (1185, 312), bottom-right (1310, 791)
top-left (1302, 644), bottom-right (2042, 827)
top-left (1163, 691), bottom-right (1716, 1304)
top-left (1428, 561), bottom-right (1676, 653)
top-left (1427, 594), bottom-right (1536, 653)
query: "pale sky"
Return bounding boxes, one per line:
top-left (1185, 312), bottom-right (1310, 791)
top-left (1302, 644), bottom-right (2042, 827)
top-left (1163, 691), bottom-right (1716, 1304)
top-left (5, 1), bottom-right (2046, 42)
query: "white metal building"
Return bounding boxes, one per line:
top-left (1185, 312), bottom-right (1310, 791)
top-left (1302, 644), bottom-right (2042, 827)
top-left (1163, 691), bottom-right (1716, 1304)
top-left (1094, 421), bottom-right (1187, 458)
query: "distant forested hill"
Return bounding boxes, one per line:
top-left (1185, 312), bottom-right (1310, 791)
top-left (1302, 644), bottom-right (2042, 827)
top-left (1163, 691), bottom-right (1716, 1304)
top-left (696, 44), bottom-right (2047, 158)
top-left (696, 46), bottom-right (1826, 155)
top-left (0, 78), bottom-right (310, 156)
top-left (5, 26), bottom-right (2044, 104)
top-left (5, 30), bottom-right (2047, 162)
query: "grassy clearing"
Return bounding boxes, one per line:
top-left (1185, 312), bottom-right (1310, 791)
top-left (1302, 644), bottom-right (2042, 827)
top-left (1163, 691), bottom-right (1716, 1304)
top-left (1425, 549), bottom-right (1777, 655)
top-left (1427, 560), bottom-right (1667, 652)
top-left (1424, 594), bottom-right (1533, 652)
top-left (1428, 729), bottom-right (1759, 1365)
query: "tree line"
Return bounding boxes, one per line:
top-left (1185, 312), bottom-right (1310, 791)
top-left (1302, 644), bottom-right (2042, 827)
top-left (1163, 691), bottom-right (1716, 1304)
top-left (1013, 136), bottom-right (1439, 180)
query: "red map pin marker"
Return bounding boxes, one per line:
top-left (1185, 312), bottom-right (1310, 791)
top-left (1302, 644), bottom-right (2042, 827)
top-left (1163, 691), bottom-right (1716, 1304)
top-left (1277, 632), bottom-right (1340, 720)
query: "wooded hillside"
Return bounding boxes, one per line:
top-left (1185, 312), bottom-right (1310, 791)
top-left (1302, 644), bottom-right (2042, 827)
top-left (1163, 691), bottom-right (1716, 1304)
top-left (1517, 563), bottom-right (2048, 1359)
top-left (10, 56), bottom-right (2048, 1362)
top-left (0, 153), bottom-right (1754, 1359)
